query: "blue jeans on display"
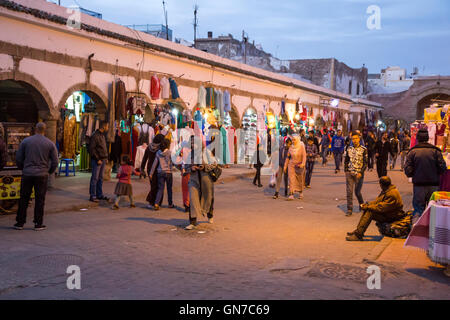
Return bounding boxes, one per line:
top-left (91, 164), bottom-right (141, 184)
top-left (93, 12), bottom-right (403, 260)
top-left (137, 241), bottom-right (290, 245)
top-left (412, 185), bottom-right (439, 218)
top-left (90, 159), bottom-right (106, 198)
top-left (155, 172), bottom-right (173, 206)
top-left (334, 152), bottom-right (343, 171)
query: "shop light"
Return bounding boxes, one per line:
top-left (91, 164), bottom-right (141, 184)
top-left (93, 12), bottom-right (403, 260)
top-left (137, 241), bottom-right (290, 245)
top-left (331, 99), bottom-right (339, 107)
top-left (295, 114), bottom-right (300, 121)
top-left (172, 108), bottom-right (178, 116)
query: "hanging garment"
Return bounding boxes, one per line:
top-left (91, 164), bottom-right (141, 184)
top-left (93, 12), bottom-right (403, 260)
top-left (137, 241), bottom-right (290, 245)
top-left (206, 87), bottom-right (215, 107)
top-left (121, 130), bottom-right (132, 160)
top-left (80, 145), bottom-right (91, 171)
top-left (427, 122), bottom-right (436, 145)
top-left (223, 90), bottom-right (231, 112)
top-left (144, 104), bottom-right (155, 123)
top-left (435, 123), bottom-right (446, 150)
top-left (160, 77), bottom-right (170, 99)
top-left (198, 86), bottom-right (207, 108)
top-left (115, 79), bottom-right (127, 120)
top-left (410, 125), bottom-right (419, 148)
top-left (169, 78), bottom-right (180, 99)
top-left (62, 116), bottom-right (77, 159)
top-left (182, 109), bottom-right (193, 123)
top-left (220, 126), bottom-right (230, 165)
top-left (151, 75), bottom-right (161, 100)
top-left (424, 107), bottom-right (442, 122)
top-left (227, 127), bottom-right (235, 164)
top-left (110, 131), bottom-right (122, 165)
top-left (281, 100), bottom-right (285, 115)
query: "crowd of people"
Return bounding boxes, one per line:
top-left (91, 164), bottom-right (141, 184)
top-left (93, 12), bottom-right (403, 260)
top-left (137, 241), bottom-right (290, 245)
top-left (8, 122), bottom-right (448, 244)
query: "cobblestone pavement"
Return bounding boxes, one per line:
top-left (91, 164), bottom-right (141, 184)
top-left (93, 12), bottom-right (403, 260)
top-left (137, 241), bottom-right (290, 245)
top-left (0, 163), bottom-right (449, 300)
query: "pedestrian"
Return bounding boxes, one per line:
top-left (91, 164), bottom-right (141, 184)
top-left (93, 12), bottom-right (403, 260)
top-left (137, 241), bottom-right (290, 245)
top-left (344, 132), bottom-right (368, 217)
top-left (14, 122), bottom-right (58, 231)
top-left (404, 129), bottom-right (447, 223)
top-left (375, 132), bottom-right (391, 178)
top-left (284, 136), bottom-right (307, 200)
top-left (366, 131), bottom-right (377, 172)
top-left (305, 136), bottom-right (319, 188)
top-left (299, 128), bottom-right (308, 145)
top-left (175, 135), bottom-right (193, 212)
top-left (141, 134), bottom-right (165, 209)
top-left (89, 121), bottom-right (110, 203)
top-left (389, 134), bottom-right (400, 170)
top-left (308, 130), bottom-right (320, 151)
top-left (185, 137), bottom-right (218, 230)
top-left (331, 129), bottom-right (345, 173)
top-left (112, 155), bottom-right (136, 210)
top-left (252, 143), bottom-right (266, 188)
top-left (346, 176), bottom-right (407, 241)
top-left (273, 137), bottom-right (292, 199)
top-left (149, 138), bottom-right (175, 210)
top-left (320, 129), bottom-right (331, 166)
top-left (400, 131), bottom-right (411, 170)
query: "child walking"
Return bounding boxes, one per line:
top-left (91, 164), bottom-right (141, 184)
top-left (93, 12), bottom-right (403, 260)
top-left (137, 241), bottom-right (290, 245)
top-left (112, 156), bottom-right (136, 210)
top-left (305, 136), bottom-right (319, 188)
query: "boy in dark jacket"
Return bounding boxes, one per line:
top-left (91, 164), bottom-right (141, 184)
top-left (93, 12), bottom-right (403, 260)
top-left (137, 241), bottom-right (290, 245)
top-left (252, 143), bottom-right (266, 188)
top-left (404, 129), bottom-right (447, 222)
top-left (375, 132), bottom-right (391, 178)
top-left (89, 121), bottom-right (109, 202)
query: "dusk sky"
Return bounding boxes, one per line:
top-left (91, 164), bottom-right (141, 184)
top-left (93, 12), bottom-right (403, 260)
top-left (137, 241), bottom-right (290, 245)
top-left (57, 0), bottom-right (450, 75)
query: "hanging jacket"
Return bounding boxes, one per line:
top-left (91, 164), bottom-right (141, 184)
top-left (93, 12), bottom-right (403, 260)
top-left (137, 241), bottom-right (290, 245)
top-left (169, 78), bottom-right (180, 99)
top-left (151, 75), bottom-right (161, 100)
top-left (198, 86), bottom-right (207, 108)
top-left (115, 79), bottom-right (127, 120)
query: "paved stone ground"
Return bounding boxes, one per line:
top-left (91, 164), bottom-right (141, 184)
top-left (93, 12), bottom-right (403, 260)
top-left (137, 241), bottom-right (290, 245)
top-left (0, 161), bottom-right (448, 300)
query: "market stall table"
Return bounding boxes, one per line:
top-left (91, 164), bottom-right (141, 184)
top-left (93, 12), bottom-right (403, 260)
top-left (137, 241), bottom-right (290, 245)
top-left (405, 196), bottom-right (450, 276)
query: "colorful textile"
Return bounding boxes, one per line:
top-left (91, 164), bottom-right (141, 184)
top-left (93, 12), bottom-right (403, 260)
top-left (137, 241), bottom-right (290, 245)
top-left (405, 200), bottom-right (450, 264)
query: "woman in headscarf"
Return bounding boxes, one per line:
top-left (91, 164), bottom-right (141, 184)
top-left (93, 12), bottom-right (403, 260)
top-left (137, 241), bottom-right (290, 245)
top-left (284, 135), bottom-right (307, 200)
top-left (141, 133), bottom-right (165, 209)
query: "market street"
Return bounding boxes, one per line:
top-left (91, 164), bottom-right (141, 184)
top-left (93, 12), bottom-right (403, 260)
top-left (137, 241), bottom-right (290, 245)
top-left (0, 164), bottom-right (448, 300)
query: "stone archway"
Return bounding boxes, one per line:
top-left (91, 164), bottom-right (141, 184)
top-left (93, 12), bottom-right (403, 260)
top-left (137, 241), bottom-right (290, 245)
top-left (58, 83), bottom-right (108, 120)
top-left (0, 71), bottom-right (53, 120)
top-left (414, 86), bottom-right (450, 120)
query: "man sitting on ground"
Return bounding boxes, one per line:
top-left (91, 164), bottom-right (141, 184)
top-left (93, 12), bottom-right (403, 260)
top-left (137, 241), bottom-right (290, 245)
top-left (346, 176), bottom-right (407, 241)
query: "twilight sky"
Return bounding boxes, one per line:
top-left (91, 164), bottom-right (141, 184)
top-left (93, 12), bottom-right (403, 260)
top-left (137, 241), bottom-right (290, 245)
top-left (56, 0), bottom-right (450, 75)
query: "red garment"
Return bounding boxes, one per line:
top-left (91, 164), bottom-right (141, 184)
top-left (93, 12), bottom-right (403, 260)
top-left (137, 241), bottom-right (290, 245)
top-left (115, 79), bottom-right (127, 120)
top-left (117, 164), bottom-right (134, 184)
top-left (151, 75), bottom-right (161, 100)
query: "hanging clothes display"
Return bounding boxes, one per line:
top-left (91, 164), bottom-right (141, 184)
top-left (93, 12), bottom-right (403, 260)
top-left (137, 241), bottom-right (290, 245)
top-left (227, 127), bottom-right (235, 164)
top-left (169, 78), bottom-right (180, 99)
top-left (115, 79), bottom-right (127, 120)
top-left (160, 77), bottom-right (170, 99)
top-left (436, 123), bottom-right (446, 150)
top-left (223, 90), bottom-right (231, 112)
top-left (198, 86), bottom-right (207, 108)
top-left (151, 75), bottom-right (161, 100)
top-left (220, 126), bottom-right (230, 165)
top-left (206, 87), bottom-right (215, 107)
top-left (62, 115), bottom-right (77, 159)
